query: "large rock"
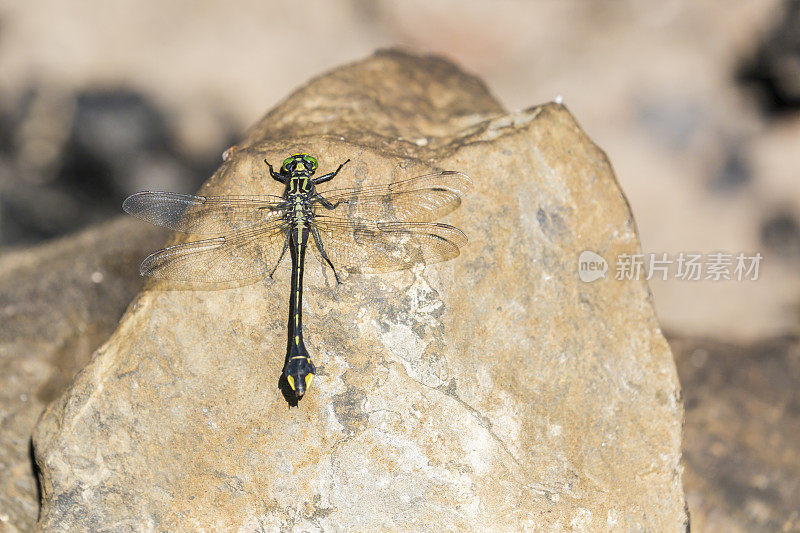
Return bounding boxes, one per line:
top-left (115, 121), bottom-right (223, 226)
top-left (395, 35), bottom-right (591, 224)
top-left (0, 218), bottom-right (162, 531)
top-left (33, 50), bottom-right (687, 530)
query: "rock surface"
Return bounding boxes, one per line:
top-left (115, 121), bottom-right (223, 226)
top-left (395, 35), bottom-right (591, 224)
top-left (32, 51), bottom-right (687, 530)
top-left (0, 218), bottom-right (162, 531)
top-left (671, 334), bottom-right (800, 532)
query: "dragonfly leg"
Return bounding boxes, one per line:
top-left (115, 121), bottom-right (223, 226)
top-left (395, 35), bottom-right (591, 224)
top-left (316, 195), bottom-right (341, 210)
top-left (264, 159), bottom-right (288, 183)
top-left (312, 158), bottom-right (350, 184)
top-left (269, 236), bottom-right (290, 278)
top-left (310, 224), bottom-right (342, 284)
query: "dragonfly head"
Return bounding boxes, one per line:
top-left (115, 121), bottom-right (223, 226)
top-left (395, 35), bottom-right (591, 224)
top-left (280, 153), bottom-right (318, 178)
top-left (284, 356), bottom-right (316, 398)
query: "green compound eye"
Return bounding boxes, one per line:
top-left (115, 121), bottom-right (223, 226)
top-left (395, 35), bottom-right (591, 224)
top-left (303, 155), bottom-right (318, 170)
top-left (281, 156), bottom-right (295, 172)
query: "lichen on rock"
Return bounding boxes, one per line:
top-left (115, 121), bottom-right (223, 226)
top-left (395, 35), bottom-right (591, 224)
top-left (32, 50), bottom-right (688, 531)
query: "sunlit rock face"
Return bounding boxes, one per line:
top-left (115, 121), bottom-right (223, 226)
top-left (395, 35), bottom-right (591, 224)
top-left (33, 50), bottom-right (687, 531)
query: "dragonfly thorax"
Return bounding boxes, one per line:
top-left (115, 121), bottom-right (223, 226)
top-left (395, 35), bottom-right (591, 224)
top-left (287, 176), bottom-right (314, 195)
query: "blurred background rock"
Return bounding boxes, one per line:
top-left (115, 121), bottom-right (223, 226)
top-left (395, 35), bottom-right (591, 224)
top-left (0, 0), bottom-right (797, 530)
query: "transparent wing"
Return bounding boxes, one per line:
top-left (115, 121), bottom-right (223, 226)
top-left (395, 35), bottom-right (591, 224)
top-left (139, 219), bottom-right (289, 284)
top-left (123, 191), bottom-right (286, 235)
top-left (315, 171), bottom-right (471, 223)
top-left (311, 214), bottom-right (467, 274)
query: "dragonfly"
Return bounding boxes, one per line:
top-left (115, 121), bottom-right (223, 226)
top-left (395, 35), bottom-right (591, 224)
top-left (123, 153), bottom-right (470, 400)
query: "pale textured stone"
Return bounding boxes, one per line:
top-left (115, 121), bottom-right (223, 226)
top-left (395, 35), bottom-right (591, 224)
top-left (0, 218), bottom-right (163, 531)
top-left (33, 50), bottom-right (687, 531)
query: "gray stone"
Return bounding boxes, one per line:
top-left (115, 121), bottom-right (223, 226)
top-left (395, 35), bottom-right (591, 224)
top-left (33, 50), bottom-right (687, 530)
top-left (0, 218), bottom-right (163, 531)
top-left (671, 334), bottom-right (800, 532)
